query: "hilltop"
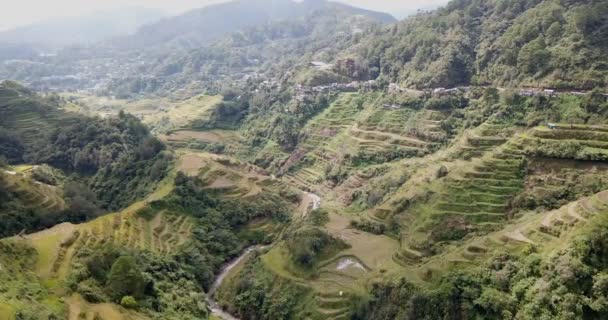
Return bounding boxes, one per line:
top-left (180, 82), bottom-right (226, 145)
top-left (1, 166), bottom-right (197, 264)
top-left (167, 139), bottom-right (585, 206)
top-left (0, 0), bottom-right (395, 95)
top-left (114, 0), bottom-right (395, 51)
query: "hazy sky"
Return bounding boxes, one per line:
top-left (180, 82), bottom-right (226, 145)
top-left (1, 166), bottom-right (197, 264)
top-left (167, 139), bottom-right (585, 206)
top-left (0, 0), bottom-right (450, 31)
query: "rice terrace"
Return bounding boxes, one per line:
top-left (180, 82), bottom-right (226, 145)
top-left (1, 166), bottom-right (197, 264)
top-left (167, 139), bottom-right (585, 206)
top-left (1, 0), bottom-right (608, 319)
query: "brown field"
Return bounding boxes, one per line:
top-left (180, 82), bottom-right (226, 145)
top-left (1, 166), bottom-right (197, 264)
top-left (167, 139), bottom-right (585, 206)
top-left (162, 129), bottom-right (239, 144)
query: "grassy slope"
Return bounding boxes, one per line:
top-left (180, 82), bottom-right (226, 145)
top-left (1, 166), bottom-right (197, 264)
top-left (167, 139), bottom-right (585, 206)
top-left (0, 151), bottom-right (306, 319)
top-left (61, 93), bottom-right (222, 133)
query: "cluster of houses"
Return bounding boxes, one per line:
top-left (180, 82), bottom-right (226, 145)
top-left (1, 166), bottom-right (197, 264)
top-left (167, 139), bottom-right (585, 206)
top-left (294, 80), bottom-right (376, 102)
top-left (520, 88), bottom-right (608, 99)
top-left (389, 82), bottom-right (608, 99)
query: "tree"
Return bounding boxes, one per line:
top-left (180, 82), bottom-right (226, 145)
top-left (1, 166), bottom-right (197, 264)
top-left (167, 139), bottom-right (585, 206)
top-left (562, 105), bottom-right (586, 128)
top-left (517, 37), bottom-right (551, 75)
top-left (0, 155), bottom-right (7, 168)
top-left (106, 256), bottom-right (145, 301)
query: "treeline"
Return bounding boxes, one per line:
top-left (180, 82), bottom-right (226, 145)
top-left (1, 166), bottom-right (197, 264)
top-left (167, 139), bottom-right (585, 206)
top-left (354, 0), bottom-right (608, 89)
top-left (0, 82), bottom-right (170, 237)
top-left (69, 172), bottom-right (292, 318)
top-left (356, 215), bottom-right (608, 319)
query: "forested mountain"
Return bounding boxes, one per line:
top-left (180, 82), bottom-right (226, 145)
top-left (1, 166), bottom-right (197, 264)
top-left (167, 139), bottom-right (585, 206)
top-left (348, 0), bottom-right (608, 89)
top-left (105, 6), bottom-right (389, 98)
top-left (0, 0), bottom-right (395, 96)
top-left (0, 7), bottom-right (166, 49)
top-left (113, 0), bottom-right (395, 51)
top-left (0, 81), bottom-right (170, 236)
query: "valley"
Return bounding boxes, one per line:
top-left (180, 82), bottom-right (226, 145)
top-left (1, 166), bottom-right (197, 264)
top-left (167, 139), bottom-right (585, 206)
top-left (1, 0), bottom-right (608, 319)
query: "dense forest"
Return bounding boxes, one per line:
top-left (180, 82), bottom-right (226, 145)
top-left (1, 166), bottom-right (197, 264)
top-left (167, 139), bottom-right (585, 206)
top-left (63, 173), bottom-right (292, 319)
top-left (351, 0), bottom-right (608, 89)
top-left (0, 81), bottom-right (170, 237)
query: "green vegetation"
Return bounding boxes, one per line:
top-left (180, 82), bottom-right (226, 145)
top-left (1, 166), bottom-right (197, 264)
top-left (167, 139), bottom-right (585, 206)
top-left (286, 227), bottom-right (349, 268)
top-left (0, 81), bottom-right (170, 237)
top-left (221, 257), bottom-right (310, 320)
top-left (358, 213), bottom-right (608, 320)
top-left (356, 0), bottom-right (608, 88)
top-left (1, 0), bottom-right (608, 318)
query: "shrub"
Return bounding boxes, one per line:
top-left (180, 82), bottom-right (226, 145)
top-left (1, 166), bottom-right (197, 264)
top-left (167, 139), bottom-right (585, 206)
top-left (350, 220), bottom-right (386, 235)
top-left (120, 296), bottom-right (138, 309)
top-left (308, 209), bottom-right (329, 226)
top-left (106, 256), bottom-right (145, 301)
top-left (286, 227), bottom-right (348, 268)
top-left (31, 164), bottom-right (59, 185)
top-left (0, 155), bottom-right (8, 168)
top-left (77, 279), bottom-right (108, 303)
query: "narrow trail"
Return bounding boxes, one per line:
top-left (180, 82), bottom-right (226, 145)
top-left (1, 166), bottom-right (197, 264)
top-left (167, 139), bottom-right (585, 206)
top-left (206, 192), bottom-right (322, 319)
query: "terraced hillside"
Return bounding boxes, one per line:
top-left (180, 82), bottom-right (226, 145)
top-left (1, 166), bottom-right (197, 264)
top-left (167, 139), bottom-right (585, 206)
top-left (39, 209), bottom-right (194, 281)
top-left (62, 93), bottom-right (223, 134)
top-left (0, 85), bottom-right (81, 147)
top-left (423, 188), bottom-right (608, 274)
top-left (282, 92), bottom-right (453, 194)
top-left (0, 149), bottom-right (309, 320)
top-left (1, 169), bottom-right (65, 213)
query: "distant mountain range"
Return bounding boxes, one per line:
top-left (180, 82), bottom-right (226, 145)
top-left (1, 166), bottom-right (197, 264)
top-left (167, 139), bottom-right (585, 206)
top-left (0, 7), bottom-right (166, 48)
top-left (112, 0), bottom-right (396, 51)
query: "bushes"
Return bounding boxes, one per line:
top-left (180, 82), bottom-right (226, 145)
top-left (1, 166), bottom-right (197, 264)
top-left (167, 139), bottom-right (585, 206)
top-left (107, 256), bottom-right (145, 301)
top-left (231, 258), bottom-right (309, 320)
top-left (286, 227), bottom-right (348, 268)
top-left (69, 245), bottom-right (209, 319)
top-left (30, 164), bottom-right (60, 185)
top-left (308, 208), bottom-right (329, 227)
top-left (360, 216), bottom-right (608, 320)
top-left (350, 219), bottom-right (386, 235)
top-left (0, 128), bottom-right (24, 163)
top-left (120, 296), bottom-right (138, 309)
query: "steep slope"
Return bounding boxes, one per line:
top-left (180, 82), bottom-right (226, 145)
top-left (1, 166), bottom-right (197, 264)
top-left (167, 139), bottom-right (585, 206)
top-left (348, 0), bottom-right (608, 89)
top-left (0, 81), bottom-right (171, 235)
top-left (0, 151), bottom-right (304, 320)
top-left (202, 84), bottom-right (608, 319)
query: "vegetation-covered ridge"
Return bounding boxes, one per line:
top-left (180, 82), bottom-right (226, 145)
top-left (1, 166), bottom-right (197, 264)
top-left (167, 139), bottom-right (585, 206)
top-left (350, 0), bottom-right (608, 89)
top-left (1, 0), bottom-right (608, 318)
top-left (0, 151), bottom-right (302, 319)
top-left (0, 80), bottom-right (171, 237)
top-left (199, 84), bottom-right (608, 319)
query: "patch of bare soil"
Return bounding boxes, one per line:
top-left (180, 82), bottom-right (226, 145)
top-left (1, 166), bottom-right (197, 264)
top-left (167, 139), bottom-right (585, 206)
top-left (164, 130), bottom-right (224, 143)
top-left (206, 177), bottom-right (235, 189)
top-left (179, 154), bottom-right (208, 176)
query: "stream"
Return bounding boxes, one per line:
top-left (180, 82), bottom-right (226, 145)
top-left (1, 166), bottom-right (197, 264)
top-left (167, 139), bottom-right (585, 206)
top-left (206, 192), bottom-right (321, 319)
top-left (307, 192), bottom-right (322, 212)
top-left (206, 246), bottom-right (261, 320)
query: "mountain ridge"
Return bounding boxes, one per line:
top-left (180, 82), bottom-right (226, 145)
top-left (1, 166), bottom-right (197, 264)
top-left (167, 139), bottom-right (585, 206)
top-left (112, 0), bottom-right (396, 51)
top-left (0, 7), bottom-right (166, 48)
